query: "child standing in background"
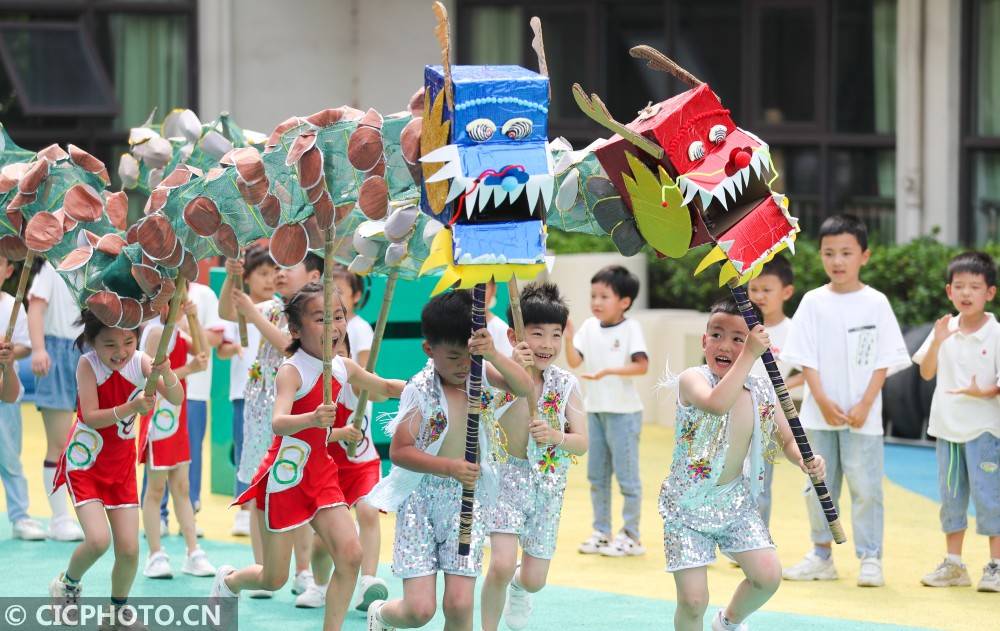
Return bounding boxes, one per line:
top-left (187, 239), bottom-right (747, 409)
top-left (565, 265), bottom-right (649, 557)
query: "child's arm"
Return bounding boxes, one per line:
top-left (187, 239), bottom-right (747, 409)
top-left (0, 342), bottom-right (21, 403)
top-left (801, 368), bottom-right (850, 426)
top-left (235, 293), bottom-right (291, 354)
top-left (563, 319), bottom-right (584, 369)
top-left (217, 258), bottom-right (242, 322)
top-left (680, 325), bottom-right (769, 415)
top-left (528, 385), bottom-right (588, 456)
top-left (27, 297), bottom-right (50, 376)
top-left (583, 353), bottom-right (649, 380)
top-left (845, 368), bottom-right (888, 428)
top-left (388, 406), bottom-right (479, 486)
top-left (774, 403), bottom-right (826, 479)
top-left (77, 359), bottom-right (156, 428)
top-left (945, 375), bottom-right (1000, 398)
top-left (270, 364), bottom-right (357, 442)
top-left (784, 371), bottom-right (805, 390)
top-left (144, 326), bottom-right (207, 381)
top-left (475, 329), bottom-right (533, 397)
top-left (216, 340), bottom-right (241, 360)
top-left (343, 357), bottom-right (405, 401)
top-left (917, 315), bottom-right (954, 380)
top-left (141, 353), bottom-right (185, 406)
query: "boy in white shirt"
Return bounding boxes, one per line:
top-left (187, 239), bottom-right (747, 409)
top-left (913, 251), bottom-right (1000, 593)
top-left (565, 265), bottom-right (649, 557)
top-left (781, 215), bottom-right (909, 588)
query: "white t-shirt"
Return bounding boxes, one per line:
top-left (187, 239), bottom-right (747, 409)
top-left (346, 315), bottom-right (374, 362)
top-left (184, 282), bottom-right (221, 401)
top-left (912, 313), bottom-right (1000, 443)
top-left (572, 316), bottom-right (648, 413)
top-left (751, 317), bottom-right (802, 399)
top-left (28, 261), bottom-right (83, 340)
top-left (487, 314), bottom-right (514, 359)
top-left (218, 318), bottom-right (262, 402)
top-left (782, 285), bottom-right (910, 435)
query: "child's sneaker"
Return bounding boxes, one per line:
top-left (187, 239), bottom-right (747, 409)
top-left (182, 547), bottom-right (216, 577)
top-left (231, 511), bottom-right (250, 537)
top-left (711, 610), bottom-right (748, 631)
top-left (578, 531), bottom-right (609, 554)
top-left (367, 600), bottom-right (395, 631)
top-left (599, 532), bottom-right (645, 557)
top-left (354, 575), bottom-right (389, 611)
top-left (977, 561), bottom-right (1000, 592)
top-left (210, 565), bottom-right (237, 599)
top-left (246, 589), bottom-right (273, 599)
top-left (143, 550), bottom-right (172, 579)
top-left (782, 551), bottom-right (838, 581)
top-left (503, 582), bottom-right (533, 630)
top-left (920, 558), bottom-right (971, 587)
top-left (12, 518), bottom-right (46, 541)
top-left (295, 582), bottom-right (326, 608)
top-left (47, 517), bottom-right (84, 542)
top-left (291, 569), bottom-right (313, 595)
top-left (857, 556), bottom-right (885, 587)
top-left (49, 573), bottom-right (82, 606)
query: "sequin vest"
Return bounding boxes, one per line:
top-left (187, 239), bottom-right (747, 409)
top-left (525, 366), bottom-right (578, 494)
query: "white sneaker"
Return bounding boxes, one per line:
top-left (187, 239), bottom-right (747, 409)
top-left (246, 589), bottom-right (273, 599)
top-left (143, 550), bottom-right (173, 579)
top-left (12, 518), bottom-right (46, 541)
top-left (292, 569), bottom-right (314, 595)
top-left (295, 582), bottom-right (327, 608)
top-left (367, 600), bottom-right (394, 631)
top-left (711, 610), bottom-right (748, 631)
top-left (48, 517), bottom-right (85, 541)
top-left (782, 551), bottom-right (838, 581)
top-left (921, 558), bottom-right (971, 587)
top-left (977, 561), bottom-right (1000, 592)
top-left (210, 565), bottom-right (237, 599)
top-left (182, 547), bottom-right (216, 577)
top-left (354, 575), bottom-right (389, 611)
top-left (503, 582), bottom-right (532, 630)
top-left (231, 511), bottom-right (251, 537)
top-left (49, 573), bottom-right (82, 605)
top-left (857, 556), bottom-right (885, 587)
top-left (578, 531), bottom-right (610, 554)
top-left (599, 532), bottom-right (645, 557)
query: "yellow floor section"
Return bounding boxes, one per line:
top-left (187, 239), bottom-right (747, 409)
top-left (6, 406), bottom-right (996, 629)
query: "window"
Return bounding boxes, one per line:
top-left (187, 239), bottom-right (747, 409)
top-left (962, 0), bottom-right (1000, 244)
top-left (457, 0), bottom-right (897, 241)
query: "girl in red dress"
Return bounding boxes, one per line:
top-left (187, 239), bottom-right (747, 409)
top-left (213, 282), bottom-right (404, 631)
top-left (138, 301), bottom-right (214, 580)
top-left (49, 310), bottom-right (184, 608)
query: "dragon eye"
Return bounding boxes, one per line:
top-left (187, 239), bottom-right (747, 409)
top-left (501, 117), bottom-right (533, 140)
top-left (709, 124), bottom-right (727, 144)
top-left (465, 118), bottom-right (496, 142)
top-left (687, 140), bottom-right (705, 162)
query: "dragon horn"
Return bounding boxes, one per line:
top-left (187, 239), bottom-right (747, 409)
top-left (529, 17), bottom-right (551, 99)
top-left (629, 45), bottom-right (703, 87)
top-left (432, 2), bottom-right (454, 110)
top-left (571, 83), bottom-right (664, 160)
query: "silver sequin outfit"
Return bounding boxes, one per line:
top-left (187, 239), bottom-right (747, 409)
top-left (488, 366), bottom-right (578, 559)
top-left (238, 301), bottom-right (286, 484)
top-left (659, 365), bottom-right (778, 572)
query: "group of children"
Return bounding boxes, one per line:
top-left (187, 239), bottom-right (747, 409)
top-left (0, 211), bottom-right (993, 630)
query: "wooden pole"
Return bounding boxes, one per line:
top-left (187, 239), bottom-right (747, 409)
top-left (346, 268), bottom-right (398, 458)
top-left (322, 227), bottom-right (336, 405)
top-left (145, 275), bottom-right (187, 397)
top-left (5, 251), bottom-right (34, 343)
top-left (181, 281), bottom-right (206, 357)
top-left (506, 277), bottom-right (524, 344)
top-left (458, 282), bottom-right (486, 557)
top-left (231, 249), bottom-right (249, 347)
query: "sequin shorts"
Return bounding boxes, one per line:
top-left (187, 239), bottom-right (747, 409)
top-left (659, 476), bottom-right (774, 572)
top-left (487, 456), bottom-right (565, 560)
top-left (392, 474), bottom-right (486, 579)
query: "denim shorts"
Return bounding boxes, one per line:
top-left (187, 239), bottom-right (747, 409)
top-left (937, 433), bottom-right (1000, 536)
top-left (34, 336), bottom-right (82, 412)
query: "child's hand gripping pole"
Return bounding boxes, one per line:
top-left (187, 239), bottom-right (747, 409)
top-left (145, 276), bottom-right (188, 397)
top-left (506, 277), bottom-right (524, 343)
top-left (458, 282), bottom-right (487, 557)
top-left (181, 281), bottom-right (207, 357)
top-left (229, 249), bottom-right (249, 347)
top-left (729, 281), bottom-right (847, 545)
top-left (2, 251), bottom-right (34, 375)
top-left (347, 269), bottom-right (399, 458)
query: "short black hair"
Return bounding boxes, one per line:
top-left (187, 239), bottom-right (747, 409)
top-left (74, 309), bottom-right (139, 352)
top-left (284, 281), bottom-right (338, 355)
top-left (591, 265), bottom-right (640, 307)
top-left (708, 295), bottom-right (762, 327)
top-left (243, 243), bottom-right (276, 280)
top-left (303, 251), bottom-right (324, 275)
top-left (758, 254), bottom-right (794, 287)
top-left (818, 214), bottom-right (868, 251)
top-left (947, 251), bottom-right (998, 287)
top-left (511, 282), bottom-right (569, 328)
top-left (330, 264), bottom-right (367, 307)
top-left (421, 290), bottom-right (472, 347)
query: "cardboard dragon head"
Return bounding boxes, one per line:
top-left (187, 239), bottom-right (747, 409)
top-left (575, 46), bottom-right (798, 285)
top-left (419, 4), bottom-right (551, 294)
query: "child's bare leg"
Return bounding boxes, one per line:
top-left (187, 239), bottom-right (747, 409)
top-left (672, 566), bottom-right (709, 631)
top-left (356, 500), bottom-right (381, 576)
top-left (991, 535), bottom-right (1000, 559)
top-left (481, 533), bottom-right (518, 631)
top-left (107, 507), bottom-right (140, 600)
top-left (293, 523), bottom-right (313, 575)
top-left (442, 573), bottom-right (476, 631)
top-left (946, 530), bottom-right (966, 556)
top-left (248, 505), bottom-right (264, 563)
top-left (312, 506), bottom-right (363, 631)
top-left (141, 468), bottom-right (167, 554)
top-left (517, 553), bottom-right (551, 592)
top-left (725, 548), bottom-right (782, 624)
top-left (225, 510), bottom-right (294, 593)
top-left (167, 466), bottom-right (198, 553)
top-left (378, 575), bottom-right (436, 628)
top-left (310, 532), bottom-right (333, 585)
top-left (66, 503), bottom-right (112, 581)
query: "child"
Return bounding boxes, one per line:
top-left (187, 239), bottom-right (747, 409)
top-left (747, 254), bottom-right (804, 526)
top-left (219, 250), bottom-right (321, 598)
top-left (565, 264), bottom-right (649, 556)
top-left (138, 302), bottom-right (214, 579)
top-left (215, 244), bottom-right (276, 537)
top-left (49, 310), bottom-right (184, 608)
top-left (913, 251), bottom-right (1000, 592)
top-left (781, 215), bottom-right (909, 587)
top-left (366, 290), bottom-right (534, 631)
top-left (28, 259), bottom-right (85, 541)
top-left (0, 255), bottom-right (38, 541)
top-left (480, 283), bottom-right (588, 631)
top-left (664, 297), bottom-right (825, 631)
top-left (212, 283), bottom-right (405, 631)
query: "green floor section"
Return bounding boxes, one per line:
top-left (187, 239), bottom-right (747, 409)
top-left (1, 518), bottom-right (932, 631)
